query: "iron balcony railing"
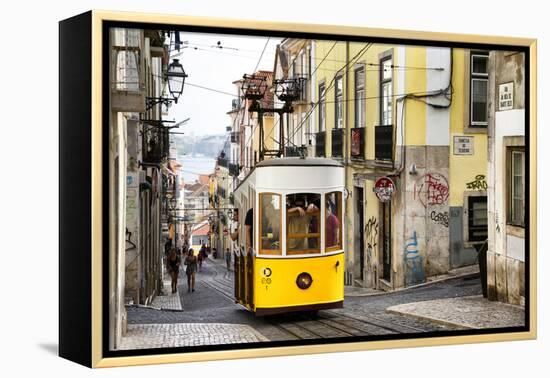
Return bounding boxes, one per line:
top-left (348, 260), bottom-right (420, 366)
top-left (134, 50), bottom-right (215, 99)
top-left (315, 131), bottom-right (326, 157)
top-left (285, 145), bottom-right (308, 157)
top-left (331, 128), bottom-right (344, 158)
top-left (142, 127), bottom-right (169, 164)
top-left (231, 131), bottom-right (240, 144)
top-left (228, 163), bottom-right (240, 177)
top-left (232, 98), bottom-right (241, 110)
top-left (375, 124), bottom-right (393, 161)
top-left (217, 156), bottom-right (228, 168)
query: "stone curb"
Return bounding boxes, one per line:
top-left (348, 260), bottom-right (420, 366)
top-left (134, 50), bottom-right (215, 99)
top-left (345, 271), bottom-right (480, 298)
top-left (385, 307), bottom-right (470, 330)
top-left (385, 295), bottom-right (525, 330)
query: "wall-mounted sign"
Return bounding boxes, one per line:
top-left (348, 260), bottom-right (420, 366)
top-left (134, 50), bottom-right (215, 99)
top-left (453, 135), bottom-right (474, 155)
top-left (499, 82), bottom-right (514, 111)
top-left (373, 176), bottom-right (395, 202)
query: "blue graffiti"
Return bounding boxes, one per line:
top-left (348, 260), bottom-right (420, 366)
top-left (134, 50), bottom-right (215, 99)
top-left (404, 231), bottom-right (425, 287)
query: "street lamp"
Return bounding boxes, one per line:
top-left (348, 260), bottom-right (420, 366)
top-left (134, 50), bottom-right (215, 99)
top-left (167, 58), bottom-right (187, 104)
top-left (145, 58), bottom-right (188, 110)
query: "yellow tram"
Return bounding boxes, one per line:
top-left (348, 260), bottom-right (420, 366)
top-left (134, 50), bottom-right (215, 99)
top-left (232, 157), bottom-right (345, 316)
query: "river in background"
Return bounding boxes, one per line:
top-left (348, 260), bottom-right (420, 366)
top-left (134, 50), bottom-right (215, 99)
top-left (178, 155), bottom-right (216, 184)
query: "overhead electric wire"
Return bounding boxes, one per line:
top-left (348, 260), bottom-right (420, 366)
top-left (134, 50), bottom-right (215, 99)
top-left (253, 37), bottom-right (271, 74)
top-left (286, 43), bottom-right (374, 144)
top-left (241, 40), bottom-right (338, 153)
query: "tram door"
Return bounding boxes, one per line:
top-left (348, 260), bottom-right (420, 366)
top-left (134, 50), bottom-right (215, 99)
top-left (238, 197), bottom-right (246, 304)
top-left (245, 189), bottom-right (255, 308)
top-left (233, 208), bottom-right (241, 302)
top-left (381, 202), bottom-right (392, 281)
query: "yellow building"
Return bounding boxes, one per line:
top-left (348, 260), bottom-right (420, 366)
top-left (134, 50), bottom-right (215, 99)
top-left (312, 42), bottom-right (489, 290)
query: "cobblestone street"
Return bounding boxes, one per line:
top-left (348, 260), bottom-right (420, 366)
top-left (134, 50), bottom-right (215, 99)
top-left (121, 257), bottom-right (494, 349)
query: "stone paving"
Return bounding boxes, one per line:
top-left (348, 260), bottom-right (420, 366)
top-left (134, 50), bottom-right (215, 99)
top-left (150, 275), bottom-right (183, 311)
top-left (118, 322), bottom-right (268, 350)
top-left (120, 259), bottom-right (525, 349)
top-left (386, 295), bottom-right (525, 329)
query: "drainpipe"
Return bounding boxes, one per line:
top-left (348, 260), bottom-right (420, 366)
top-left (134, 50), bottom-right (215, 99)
top-left (344, 41), bottom-right (351, 284)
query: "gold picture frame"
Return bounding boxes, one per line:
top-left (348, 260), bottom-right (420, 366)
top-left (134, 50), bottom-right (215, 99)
top-left (59, 10), bottom-right (537, 368)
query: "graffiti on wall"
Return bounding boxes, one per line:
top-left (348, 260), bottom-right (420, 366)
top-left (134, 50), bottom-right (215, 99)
top-left (364, 216), bottom-right (378, 266)
top-left (414, 173), bottom-right (449, 207)
top-left (430, 211), bottom-right (449, 227)
top-left (125, 227), bottom-right (137, 251)
top-left (495, 211), bottom-right (501, 233)
top-left (466, 174), bottom-right (488, 190)
top-left (404, 231), bottom-right (425, 287)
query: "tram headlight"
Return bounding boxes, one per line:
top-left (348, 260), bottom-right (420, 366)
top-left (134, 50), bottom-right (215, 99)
top-left (296, 272), bottom-right (313, 289)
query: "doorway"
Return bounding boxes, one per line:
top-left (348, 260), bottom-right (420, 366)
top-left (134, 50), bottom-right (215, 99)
top-left (354, 187), bottom-right (365, 282)
top-left (381, 201), bottom-right (392, 281)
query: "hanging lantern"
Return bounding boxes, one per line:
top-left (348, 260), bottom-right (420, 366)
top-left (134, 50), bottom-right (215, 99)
top-left (167, 58), bottom-right (187, 103)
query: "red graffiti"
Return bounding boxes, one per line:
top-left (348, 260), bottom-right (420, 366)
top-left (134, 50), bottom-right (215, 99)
top-left (415, 173), bottom-right (449, 207)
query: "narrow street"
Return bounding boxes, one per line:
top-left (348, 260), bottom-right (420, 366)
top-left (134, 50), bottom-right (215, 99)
top-left (123, 258), bottom-right (482, 348)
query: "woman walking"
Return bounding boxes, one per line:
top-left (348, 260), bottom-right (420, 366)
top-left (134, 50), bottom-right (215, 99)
top-left (184, 248), bottom-right (198, 293)
top-left (167, 248), bottom-right (181, 294)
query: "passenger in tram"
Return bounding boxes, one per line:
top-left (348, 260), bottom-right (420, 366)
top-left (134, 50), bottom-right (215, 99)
top-left (244, 208), bottom-right (254, 254)
top-left (325, 199), bottom-right (340, 249)
top-left (230, 209), bottom-right (239, 242)
top-left (287, 194), bottom-right (319, 250)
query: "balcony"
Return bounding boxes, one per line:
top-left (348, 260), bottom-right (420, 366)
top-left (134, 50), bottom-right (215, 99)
top-left (142, 128), bottom-right (169, 164)
top-left (350, 127), bottom-right (365, 160)
top-left (331, 128), bottom-right (344, 158)
top-left (315, 131), bottom-right (326, 157)
top-left (232, 98), bottom-right (241, 110)
top-left (290, 76), bottom-right (308, 103)
top-left (228, 163), bottom-right (240, 177)
top-left (110, 29), bottom-right (145, 113)
top-left (231, 131), bottom-right (240, 144)
top-left (375, 125), bottom-right (393, 161)
top-left (285, 146), bottom-right (308, 157)
top-left (217, 156), bottom-right (228, 168)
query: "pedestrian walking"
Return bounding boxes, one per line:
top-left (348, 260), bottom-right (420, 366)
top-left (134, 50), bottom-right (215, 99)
top-left (184, 248), bottom-right (198, 292)
top-left (166, 248), bottom-right (181, 294)
top-left (198, 243), bottom-right (206, 271)
top-left (225, 248), bottom-right (232, 271)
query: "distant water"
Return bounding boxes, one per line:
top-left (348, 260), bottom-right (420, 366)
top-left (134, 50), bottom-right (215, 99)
top-left (178, 156), bottom-right (216, 184)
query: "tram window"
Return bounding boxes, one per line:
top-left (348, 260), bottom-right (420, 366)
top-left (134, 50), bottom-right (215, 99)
top-left (286, 193), bottom-right (321, 255)
top-left (325, 191), bottom-right (342, 251)
top-left (259, 193), bottom-right (281, 255)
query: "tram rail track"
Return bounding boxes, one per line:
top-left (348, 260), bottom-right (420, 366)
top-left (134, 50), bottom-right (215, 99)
top-left (202, 260), bottom-right (429, 340)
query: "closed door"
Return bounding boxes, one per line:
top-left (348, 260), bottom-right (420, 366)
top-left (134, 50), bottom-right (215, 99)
top-left (355, 187), bottom-right (365, 280)
top-left (382, 202), bottom-right (392, 281)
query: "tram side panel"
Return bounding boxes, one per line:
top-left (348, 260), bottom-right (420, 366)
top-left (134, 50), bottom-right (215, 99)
top-left (253, 252), bottom-right (345, 315)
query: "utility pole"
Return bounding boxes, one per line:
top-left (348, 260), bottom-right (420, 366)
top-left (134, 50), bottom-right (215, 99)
top-left (241, 74), bottom-right (305, 161)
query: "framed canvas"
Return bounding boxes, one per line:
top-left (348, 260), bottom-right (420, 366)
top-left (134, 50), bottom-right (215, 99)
top-left (59, 10), bottom-right (537, 368)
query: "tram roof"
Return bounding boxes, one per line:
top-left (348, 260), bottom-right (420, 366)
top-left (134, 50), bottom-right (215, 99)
top-left (255, 157), bottom-right (344, 168)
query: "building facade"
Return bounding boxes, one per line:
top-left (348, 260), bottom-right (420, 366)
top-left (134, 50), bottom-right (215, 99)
top-left (486, 51), bottom-right (526, 305)
top-left (108, 27), bottom-right (171, 349)
top-left (311, 42), bottom-right (489, 290)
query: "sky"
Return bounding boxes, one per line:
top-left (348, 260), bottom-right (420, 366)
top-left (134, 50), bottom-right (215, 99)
top-left (167, 31), bottom-right (282, 137)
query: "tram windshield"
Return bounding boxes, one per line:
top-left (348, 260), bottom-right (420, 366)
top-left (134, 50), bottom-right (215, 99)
top-left (286, 193), bottom-right (321, 255)
top-left (259, 193), bottom-right (282, 255)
